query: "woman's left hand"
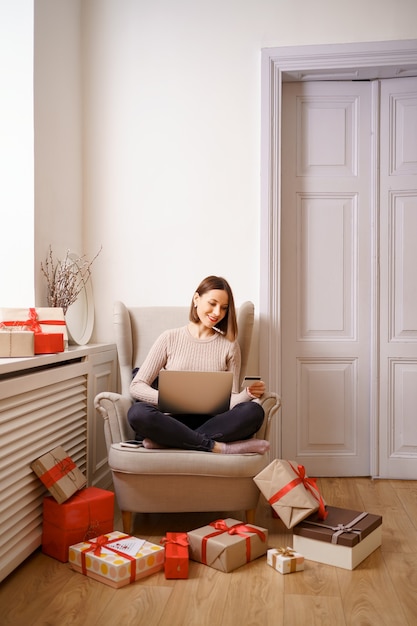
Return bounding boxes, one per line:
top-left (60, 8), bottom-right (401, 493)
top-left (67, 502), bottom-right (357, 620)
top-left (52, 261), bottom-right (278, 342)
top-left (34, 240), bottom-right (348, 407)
top-left (247, 380), bottom-right (266, 398)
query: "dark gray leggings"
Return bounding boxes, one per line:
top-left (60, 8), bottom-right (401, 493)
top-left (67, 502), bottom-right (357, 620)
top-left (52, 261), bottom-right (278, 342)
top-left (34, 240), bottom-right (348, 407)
top-left (127, 401), bottom-right (265, 451)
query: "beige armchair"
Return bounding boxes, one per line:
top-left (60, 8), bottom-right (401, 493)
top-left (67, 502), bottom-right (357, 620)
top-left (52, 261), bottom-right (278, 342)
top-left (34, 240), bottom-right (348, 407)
top-left (94, 301), bottom-right (281, 533)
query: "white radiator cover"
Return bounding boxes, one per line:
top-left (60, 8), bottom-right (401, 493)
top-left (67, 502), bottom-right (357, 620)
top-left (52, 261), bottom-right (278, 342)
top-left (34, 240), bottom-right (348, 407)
top-left (0, 344), bottom-right (117, 582)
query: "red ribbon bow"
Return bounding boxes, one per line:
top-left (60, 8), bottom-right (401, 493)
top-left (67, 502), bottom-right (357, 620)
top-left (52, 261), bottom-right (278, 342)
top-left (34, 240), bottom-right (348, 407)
top-left (24, 308), bottom-right (43, 334)
top-left (161, 533), bottom-right (189, 548)
top-left (81, 535), bottom-right (137, 583)
top-left (91, 535), bottom-right (110, 556)
top-left (269, 462), bottom-right (327, 520)
top-left (201, 519), bottom-right (266, 565)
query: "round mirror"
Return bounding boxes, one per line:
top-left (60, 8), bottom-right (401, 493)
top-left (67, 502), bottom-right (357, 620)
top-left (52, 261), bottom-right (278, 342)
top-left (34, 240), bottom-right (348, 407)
top-left (65, 253), bottom-right (95, 345)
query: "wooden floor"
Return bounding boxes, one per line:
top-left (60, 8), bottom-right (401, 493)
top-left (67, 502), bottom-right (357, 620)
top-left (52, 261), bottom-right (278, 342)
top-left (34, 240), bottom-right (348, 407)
top-left (1, 477), bottom-right (417, 626)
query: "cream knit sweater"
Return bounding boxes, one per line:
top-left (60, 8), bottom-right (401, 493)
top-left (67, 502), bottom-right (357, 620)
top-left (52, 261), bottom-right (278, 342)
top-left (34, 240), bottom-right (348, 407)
top-left (129, 325), bottom-right (251, 408)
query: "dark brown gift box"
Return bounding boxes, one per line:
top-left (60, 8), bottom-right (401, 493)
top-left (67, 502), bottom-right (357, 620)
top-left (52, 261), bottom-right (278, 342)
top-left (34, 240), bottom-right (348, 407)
top-left (293, 506), bottom-right (382, 547)
top-left (293, 506), bottom-right (382, 569)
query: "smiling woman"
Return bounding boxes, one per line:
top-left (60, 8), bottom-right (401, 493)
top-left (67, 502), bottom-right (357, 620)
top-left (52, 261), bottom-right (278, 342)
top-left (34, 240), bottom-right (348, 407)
top-left (190, 275), bottom-right (236, 340)
top-left (127, 275), bottom-right (269, 455)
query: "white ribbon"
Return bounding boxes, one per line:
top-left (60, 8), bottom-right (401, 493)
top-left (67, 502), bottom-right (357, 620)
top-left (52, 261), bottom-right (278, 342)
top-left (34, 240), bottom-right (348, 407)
top-left (301, 511), bottom-right (368, 544)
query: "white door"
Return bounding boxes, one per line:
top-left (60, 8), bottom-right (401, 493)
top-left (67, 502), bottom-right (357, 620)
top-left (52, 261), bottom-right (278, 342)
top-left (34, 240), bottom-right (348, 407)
top-left (281, 77), bottom-right (417, 477)
top-left (379, 77), bottom-right (417, 478)
top-left (281, 81), bottom-right (374, 476)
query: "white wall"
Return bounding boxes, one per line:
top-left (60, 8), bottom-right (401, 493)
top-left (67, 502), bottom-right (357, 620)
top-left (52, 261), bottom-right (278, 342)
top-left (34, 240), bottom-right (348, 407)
top-left (34, 0), bottom-right (83, 307)
top-left (0, 0), bottom-right (34, 306)
top-left (31, 0), bottom-right (417, 365)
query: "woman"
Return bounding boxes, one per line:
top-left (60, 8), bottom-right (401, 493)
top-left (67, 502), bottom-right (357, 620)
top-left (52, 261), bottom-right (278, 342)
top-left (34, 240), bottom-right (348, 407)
top-left (128, 275), bottom-right (269, 454)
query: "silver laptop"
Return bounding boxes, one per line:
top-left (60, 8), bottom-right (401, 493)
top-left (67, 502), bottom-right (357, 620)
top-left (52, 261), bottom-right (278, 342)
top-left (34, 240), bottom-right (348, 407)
top-left (158, 370), bottom-right (233, 415)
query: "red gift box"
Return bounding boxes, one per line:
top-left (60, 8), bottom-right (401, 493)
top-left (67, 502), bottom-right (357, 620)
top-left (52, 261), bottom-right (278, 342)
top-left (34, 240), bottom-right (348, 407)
top-left (34, 332), bottom-right (64, 354)
top-left (42, 487), bottom-right (115, 562)
top-left (161, 532), bottom-right (189, 579)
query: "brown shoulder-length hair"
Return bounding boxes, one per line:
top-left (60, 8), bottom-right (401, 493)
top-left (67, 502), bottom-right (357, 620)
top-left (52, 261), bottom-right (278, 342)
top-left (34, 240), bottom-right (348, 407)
top-left (189, 275), bottom-right (238, 341)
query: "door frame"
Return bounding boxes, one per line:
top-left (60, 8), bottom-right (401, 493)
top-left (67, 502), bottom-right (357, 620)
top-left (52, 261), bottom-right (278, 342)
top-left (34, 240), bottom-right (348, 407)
top-left (260, 39), bottom-right (417, 473)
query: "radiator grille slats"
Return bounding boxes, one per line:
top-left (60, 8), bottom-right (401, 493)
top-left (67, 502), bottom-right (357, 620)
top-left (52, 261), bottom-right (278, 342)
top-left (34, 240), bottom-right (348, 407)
top-left (0, 362), bottom-right (88, 580)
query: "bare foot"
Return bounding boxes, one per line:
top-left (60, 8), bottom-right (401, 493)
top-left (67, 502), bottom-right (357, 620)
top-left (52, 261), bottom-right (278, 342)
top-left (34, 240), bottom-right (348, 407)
top-left (142, 438), bottom-right (167, 450)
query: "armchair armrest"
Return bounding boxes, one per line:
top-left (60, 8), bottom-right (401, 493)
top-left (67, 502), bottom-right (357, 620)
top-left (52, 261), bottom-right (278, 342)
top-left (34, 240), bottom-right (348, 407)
top-left (94, 392), bottom-right (135, 449)
top-left (255, 392), bottom-right (281, 441)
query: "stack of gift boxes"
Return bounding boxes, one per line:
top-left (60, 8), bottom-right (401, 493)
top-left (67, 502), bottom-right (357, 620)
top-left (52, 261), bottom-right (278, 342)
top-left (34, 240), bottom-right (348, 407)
top-left (31, 448), bottom-right (383, 588)
top-left (254, 459), bottom-right (383, 572)
top-left (0, 307), bottom-right (67, 356)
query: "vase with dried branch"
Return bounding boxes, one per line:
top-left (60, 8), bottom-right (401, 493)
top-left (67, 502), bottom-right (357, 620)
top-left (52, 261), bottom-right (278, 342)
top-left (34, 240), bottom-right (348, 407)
top-left (41, 245), bottom-right (102, 315)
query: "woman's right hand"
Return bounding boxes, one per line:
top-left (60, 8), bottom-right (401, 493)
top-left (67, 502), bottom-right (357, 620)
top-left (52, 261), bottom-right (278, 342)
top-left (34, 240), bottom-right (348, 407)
top-left (247, 380), bottom-right (265, 399)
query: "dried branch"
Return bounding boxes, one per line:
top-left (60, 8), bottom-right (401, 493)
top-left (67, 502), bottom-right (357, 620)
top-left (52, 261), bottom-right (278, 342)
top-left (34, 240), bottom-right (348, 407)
top-left (41, 245), bottom-right (102, 315)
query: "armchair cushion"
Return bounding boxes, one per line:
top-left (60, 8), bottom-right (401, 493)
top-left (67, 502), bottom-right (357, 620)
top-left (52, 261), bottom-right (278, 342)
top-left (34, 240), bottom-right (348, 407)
top-left (109, 445), bottom-right (268, 477)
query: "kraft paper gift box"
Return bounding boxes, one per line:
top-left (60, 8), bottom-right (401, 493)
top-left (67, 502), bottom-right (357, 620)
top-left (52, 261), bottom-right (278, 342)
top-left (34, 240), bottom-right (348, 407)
top-left (267, 547), bottom-right (305, 574)
top-left (161, 532), bottom-right (189, 579)
top-left (0, 307), bottom-right (67, 353)
top-left (31, 446), bottom-right (87, 503)
top-left (293, 506), bottom-right (383, 570)
top-left (187, 518), bottom-right (268, 573)
top-left (0, 329), bottom-right (34, 357)
top-left (42, 487), bottom-right (114, 562)
top-left (253, 459), bottom-right (327, 529)
top-left (69, 531), bottom-right (165, 588)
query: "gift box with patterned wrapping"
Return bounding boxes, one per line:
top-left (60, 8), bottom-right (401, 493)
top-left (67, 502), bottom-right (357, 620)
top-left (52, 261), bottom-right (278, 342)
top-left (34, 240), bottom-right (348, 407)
top-left (293, 506), bottom-right (382, 570)
top-left (42, 487), bottom-right (114, 562)
top-left (254, 459), bottom-right (327, 529)
top-left (187, 518), bottom-right (268, 573)
top-left (267, 547), bottom-right (304, 574)
top-left (31, 446), bottom-right (86, 503)
top-left (69, 531), bottom-right (165, 588)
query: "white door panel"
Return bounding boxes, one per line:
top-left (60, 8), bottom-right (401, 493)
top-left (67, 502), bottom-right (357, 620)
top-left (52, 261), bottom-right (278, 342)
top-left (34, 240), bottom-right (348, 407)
top-left (379, 77), bottom-right (417, 478)
top-left (281, 81), bottom-right (372, 476)
top-left (281, 77), bottom-right (417, 478)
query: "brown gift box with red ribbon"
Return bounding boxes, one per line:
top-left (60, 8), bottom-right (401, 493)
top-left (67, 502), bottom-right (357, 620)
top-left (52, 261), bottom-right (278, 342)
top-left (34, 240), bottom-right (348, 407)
top-left (161, 532), bottom-right (189, 579)
top-left (42, 487), bottom-right (114, 562)
top-left (187, 518), bottom-right (268, 573)
top-left (31, 446), bottom-right (87, 504)
top-left (0, 307), bottom-right (67, 354)
top-left (253, 459), bottom-right (327, 529)
top-left (69, 531), bottom-right (165, 588)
